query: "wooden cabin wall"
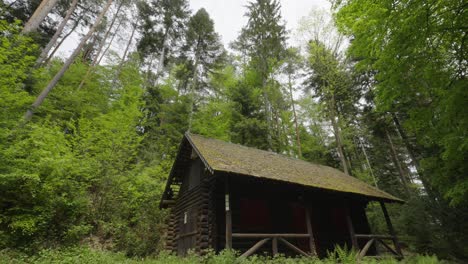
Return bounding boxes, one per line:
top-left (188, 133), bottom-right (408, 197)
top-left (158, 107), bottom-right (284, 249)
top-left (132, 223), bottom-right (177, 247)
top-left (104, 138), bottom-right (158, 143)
top-left (165, 158), bottom-right (218, 255)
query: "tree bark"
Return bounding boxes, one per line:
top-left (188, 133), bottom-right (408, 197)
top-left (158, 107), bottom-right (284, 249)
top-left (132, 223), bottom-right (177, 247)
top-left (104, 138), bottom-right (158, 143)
top-left (22, 0), bottom-right (60, 34)
top-left (36, 0), bottom-right (79, 66)
top-left (23, 0), bottom-right (114, 122)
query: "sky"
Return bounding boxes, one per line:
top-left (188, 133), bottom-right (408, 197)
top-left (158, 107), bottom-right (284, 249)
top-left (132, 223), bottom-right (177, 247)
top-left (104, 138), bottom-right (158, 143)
top-left (189, 0), bottom-right (331, 46)
top-left (57, 0), bottom-right (331, 58)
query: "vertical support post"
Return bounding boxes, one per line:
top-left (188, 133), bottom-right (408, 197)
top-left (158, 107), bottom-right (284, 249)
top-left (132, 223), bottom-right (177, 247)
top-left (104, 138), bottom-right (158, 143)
top-left (379, 201), bottom-right (403, 257)
top-left (305, 207), bottom-right (317, 256)
top-left (225, 176), bottom-right (232, 249)
top-left (272, 237), bottom-right (278, 256)
top-left (345, 207), bottom-right (359, 250)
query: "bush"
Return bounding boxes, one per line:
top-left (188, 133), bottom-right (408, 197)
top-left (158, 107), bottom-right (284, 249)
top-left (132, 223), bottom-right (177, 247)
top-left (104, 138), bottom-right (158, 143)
top-left (0, 247), bottom-right (450, 264)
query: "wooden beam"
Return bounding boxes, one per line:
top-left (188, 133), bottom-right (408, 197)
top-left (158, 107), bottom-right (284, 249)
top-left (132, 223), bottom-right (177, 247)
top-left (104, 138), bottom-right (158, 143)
top-left (278, 238), bottom-right (310, 257)
top-left (358, 238), bottom-right (375, 260)
top-left (240, 238), bottom-right (270, 258)
top-left (232, 233), bottom-right (310, 238)
top-left (379, 202), bottom-right (403, 257)
top-left (377, 238), bottom-right (399, 256)
top-left (272, 237), bottom-right (278, 256)
top-left (345, 207), bottom-right (359, 249)
top-left (305, 207), bottom-right (317, 256)
top-left (355, 234), bottom-right (393, 239)
top-left (225, 176), bottom-right (232, 249)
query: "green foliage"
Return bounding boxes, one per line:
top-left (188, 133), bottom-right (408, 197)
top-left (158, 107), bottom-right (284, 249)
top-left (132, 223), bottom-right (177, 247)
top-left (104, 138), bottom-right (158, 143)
top-left (0, 247), bottom-right (448, 264)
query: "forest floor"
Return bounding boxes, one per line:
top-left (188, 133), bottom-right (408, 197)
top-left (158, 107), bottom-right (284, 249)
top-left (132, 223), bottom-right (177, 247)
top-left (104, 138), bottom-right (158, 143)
top-left (0, 247), bottom-right (449, 264)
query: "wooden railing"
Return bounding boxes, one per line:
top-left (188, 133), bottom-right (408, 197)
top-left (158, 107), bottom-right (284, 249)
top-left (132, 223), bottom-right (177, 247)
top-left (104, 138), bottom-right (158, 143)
top-left (354, 233), bottom-right (403, 260)
top-left (232, 233), bottom-right (312, 258)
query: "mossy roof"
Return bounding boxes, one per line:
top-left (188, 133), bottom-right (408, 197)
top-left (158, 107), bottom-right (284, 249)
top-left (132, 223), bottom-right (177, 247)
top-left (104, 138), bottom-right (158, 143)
top-left (186, 133), bottom-right (403, 203)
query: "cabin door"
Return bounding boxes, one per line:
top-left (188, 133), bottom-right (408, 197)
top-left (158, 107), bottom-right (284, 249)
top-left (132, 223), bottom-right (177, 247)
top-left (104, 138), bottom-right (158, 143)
top-left (177, 208), bottom-right (197, 255)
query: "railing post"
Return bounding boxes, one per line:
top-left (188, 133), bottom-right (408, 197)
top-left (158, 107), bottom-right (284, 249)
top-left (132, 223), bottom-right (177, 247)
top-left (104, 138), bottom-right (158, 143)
top-left (272, 237), bottom-right (278, 255)
top-left (225, 176), bottom-right (232, 249)
top-left (345, 207), bottom-right (359, 250)
top-left (305, 207), bottom-right (317, 256)
top-left (379, 201), bottom-right (403, 257)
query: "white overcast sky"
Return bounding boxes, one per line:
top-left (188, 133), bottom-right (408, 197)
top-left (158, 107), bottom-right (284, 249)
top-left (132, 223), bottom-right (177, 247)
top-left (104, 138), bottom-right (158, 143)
top-left (189, 0), bottom-right (331, 46)
top-left (57, 0), bottom-right (331, 58)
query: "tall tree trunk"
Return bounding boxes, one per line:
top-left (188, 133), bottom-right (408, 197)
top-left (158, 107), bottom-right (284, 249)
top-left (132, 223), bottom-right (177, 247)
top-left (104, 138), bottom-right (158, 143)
top-left (44, 16), bottom-right (82, 65)
top-left (78, 2), bottom-right (124, 89)
top-left (23, 0), bottom-right (114, 122)
top-left (22, 0), bottom-right (60, 34)
top-left (358, 137), bottom-right (378, 187)
top-left (288, 74), bottom-right (302, 158)
top-left (187, 52), bottom-right (200, 132)
top-left (96, 18), bottom-right (124, 65)
top-left (114, 22), bottom-right (136, 82)
top-left (386, 128), bottom-right (410, 194)
top-left (156, 27), bottom-right (170, 77)
top-left (36, 0), bottom-right (79, 66)
top-left (330, 93), bottom-right (350, 175)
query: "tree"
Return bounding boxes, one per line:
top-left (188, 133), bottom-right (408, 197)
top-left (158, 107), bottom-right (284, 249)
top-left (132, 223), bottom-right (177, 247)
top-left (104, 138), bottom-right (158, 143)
top-left (234, 0), bottom-right (287, 150)
top-left (35, 0), bottom-right (79, 66)
top-left (182, 8), bottom-right (224, 129)
top-left (136, 0), bottom-right (190, 78)
top-left (24, 0), bottom-right (114, 122)
top-left (21, 0), bottom-right (60, 34)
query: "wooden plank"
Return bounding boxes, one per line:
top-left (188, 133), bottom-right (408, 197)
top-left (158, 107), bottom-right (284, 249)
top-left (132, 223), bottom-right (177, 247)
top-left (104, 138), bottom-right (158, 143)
top-left (355, 234), bottom-right (394, 239)
top-left (379, 202), bottom-right (403, 257)
top-left (345, 207), bottom-right (359, 249)
top-left (272, 237), bottom-right (278, 256)
top-left (232, 233), bottom-right (310, 238)
top-left (225, 176), bottom-right (232, 249)
top-left (278, 238), bottom-right (310, 257)
top-left (240, 238), bottom-right (271, 258)
top-left (305, 207), bottom-right (317, 256)
top-left (358, 238), bottom-right (375, 260)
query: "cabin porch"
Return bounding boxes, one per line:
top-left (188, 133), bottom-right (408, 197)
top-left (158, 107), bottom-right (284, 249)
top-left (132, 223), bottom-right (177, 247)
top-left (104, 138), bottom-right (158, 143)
top-left (218, 174), bottom-right (402, 259)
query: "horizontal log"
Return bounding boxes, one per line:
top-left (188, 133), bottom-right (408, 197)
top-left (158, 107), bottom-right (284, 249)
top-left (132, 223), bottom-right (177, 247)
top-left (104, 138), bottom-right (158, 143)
top-left (355, 234), bottom-right (394, 239)
top-left (161, 199), bottom-right (176, 206)
top-left (233, 233), bottom-right (310, 238)
top-left (175, 231), bottom-right (198, 240)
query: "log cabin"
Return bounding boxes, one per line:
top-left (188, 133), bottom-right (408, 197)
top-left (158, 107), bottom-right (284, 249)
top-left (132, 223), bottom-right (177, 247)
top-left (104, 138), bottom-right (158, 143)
top-left (160, 133), bottom-right (404, 258)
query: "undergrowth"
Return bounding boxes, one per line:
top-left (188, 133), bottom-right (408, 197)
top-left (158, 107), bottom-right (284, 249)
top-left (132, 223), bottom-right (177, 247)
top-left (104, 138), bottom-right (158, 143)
top-left (0, 246), bottom-right (447, 264)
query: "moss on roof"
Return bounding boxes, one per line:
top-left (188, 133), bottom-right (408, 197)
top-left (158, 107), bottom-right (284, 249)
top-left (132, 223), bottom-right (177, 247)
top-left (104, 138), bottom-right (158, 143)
top-left (187, 133), bottom-right (403, 203)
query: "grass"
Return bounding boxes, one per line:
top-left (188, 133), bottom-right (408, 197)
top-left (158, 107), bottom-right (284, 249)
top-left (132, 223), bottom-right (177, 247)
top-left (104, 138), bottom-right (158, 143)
top-left (0, 247), bottom-right (447, 264)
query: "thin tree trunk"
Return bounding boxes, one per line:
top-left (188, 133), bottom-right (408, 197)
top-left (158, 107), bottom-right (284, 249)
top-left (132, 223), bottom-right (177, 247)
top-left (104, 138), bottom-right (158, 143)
top-left (96, 17), bottom-right (124, 65)
top-left (358, 137), bottom-right (378, 187)
top-left (386, 128), bottom-right (410, 194)
top-left (187, 53), bottom-right (200, 132)
top-left (156, 27), bottom-right (169, 77)
top-left (23, 0), bottom-right (114, 122)
top-left (330, 93), bottom-right (349, 175)
top-left (36, 0), bottom-right (79, 66)
top-left (44, 16), bottom-right (82, 65)
top-left (22, 0), bottom-right (60, 34)
top-left (78, 2), bottom-right (124, 89)
top-left (288, 74), bottom-right (302, 158)
top-left (114, 22), bottom-right (136, 82)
